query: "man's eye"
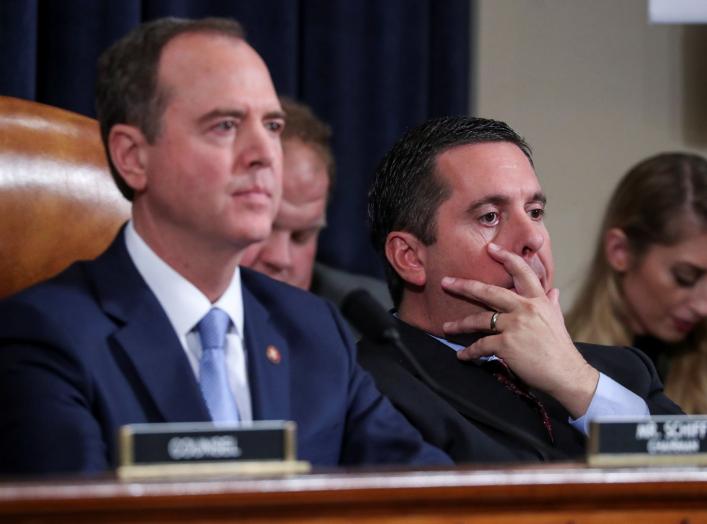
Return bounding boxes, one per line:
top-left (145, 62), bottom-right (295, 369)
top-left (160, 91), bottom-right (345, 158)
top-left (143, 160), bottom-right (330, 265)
top-left (673, 270), bottom-right (699, 288)
top-left (529, 208), bottom-right (545, 219)
top-left (292, 230), bottom-right (315, 245)
top-left (266, 120), bottom-right (285, 133)
top-left (480, 212), bottom-right (498, 225)
top-left (214, 120), bottom-right (236, 132)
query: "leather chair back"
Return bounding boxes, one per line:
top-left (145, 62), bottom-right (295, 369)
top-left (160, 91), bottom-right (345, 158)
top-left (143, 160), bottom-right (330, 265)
top-left (0, 96), bottom-right (130, 299)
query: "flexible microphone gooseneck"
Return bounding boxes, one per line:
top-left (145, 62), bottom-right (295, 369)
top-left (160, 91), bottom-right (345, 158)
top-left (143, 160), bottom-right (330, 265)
top-left (341, 288), bottom-right (560, 461)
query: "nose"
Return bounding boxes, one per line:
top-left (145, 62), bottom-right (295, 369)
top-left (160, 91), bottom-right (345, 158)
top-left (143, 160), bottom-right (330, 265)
top-left (239, 120), bottom-right (279, 169)
top-left (500, 211), bottom-right (545, 259)
top-left (259, 231), bottom-right (292, 275)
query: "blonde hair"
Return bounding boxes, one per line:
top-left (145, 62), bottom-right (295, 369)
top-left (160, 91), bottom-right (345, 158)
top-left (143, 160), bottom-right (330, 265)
top-left (566, 152), bottom-right (707, 413)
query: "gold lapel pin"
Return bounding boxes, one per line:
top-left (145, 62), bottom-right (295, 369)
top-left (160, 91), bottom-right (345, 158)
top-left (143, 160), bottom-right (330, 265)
top-left (266, 345), bottom-right (281, 364)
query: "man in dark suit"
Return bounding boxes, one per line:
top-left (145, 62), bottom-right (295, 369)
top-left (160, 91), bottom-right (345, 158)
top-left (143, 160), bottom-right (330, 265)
top-left (359, 116), bottom-right (682, 462)
top-left (0, 17), bottom-right (452, 474)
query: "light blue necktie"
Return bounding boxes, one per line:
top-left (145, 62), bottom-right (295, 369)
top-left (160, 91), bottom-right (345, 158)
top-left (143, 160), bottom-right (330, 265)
top-left (196, 307), bottom-right (240, 423)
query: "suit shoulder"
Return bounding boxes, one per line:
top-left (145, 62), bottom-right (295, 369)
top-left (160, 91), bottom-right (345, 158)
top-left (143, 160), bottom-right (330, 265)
top-left (0, 259), bottom-right (112, 349)
top-left (575, 341), bottom-right (657, 380)
top-left (1, 261), bottom-right (95, 314)
top-left (576, 340), bottom-right (646, 361)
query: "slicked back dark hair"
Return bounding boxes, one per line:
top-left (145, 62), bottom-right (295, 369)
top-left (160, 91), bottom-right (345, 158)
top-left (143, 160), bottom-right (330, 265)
top-left (368, 116), bottom-right (533, 306)
top-left (95, 17), bottom-right (245, 200)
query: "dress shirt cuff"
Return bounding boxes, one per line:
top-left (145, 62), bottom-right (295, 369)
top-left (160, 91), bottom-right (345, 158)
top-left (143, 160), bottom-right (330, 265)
top-left (569, 372), bottom-right (650, 435)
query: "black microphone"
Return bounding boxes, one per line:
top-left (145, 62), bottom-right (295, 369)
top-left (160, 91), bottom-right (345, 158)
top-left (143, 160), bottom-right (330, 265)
top-left (341, 288), bottom-right (560, 461)
top-left (341, 288), bottom-right (399, 344)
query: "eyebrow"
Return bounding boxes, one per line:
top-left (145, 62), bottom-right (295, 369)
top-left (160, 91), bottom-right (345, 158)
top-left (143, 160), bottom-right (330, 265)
top-left (674, 262), bottom-right (707, 276)
top-left (197, 108), bottom-right (286, 125)
top-left (301, 223), bottom-right (327, 234)
top-left (197, 108), bottom-right (244, 124)
top-left (466, 191), bottom-right (547, 214)
top-left (264, 109), bottom-right (287, 121)
top-left (274, 216), bottom-right (327, 231)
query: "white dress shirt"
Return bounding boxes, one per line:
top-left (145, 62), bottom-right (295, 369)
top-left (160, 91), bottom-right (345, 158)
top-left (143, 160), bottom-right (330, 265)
top-left (124, 221), bottom-right (252, 421)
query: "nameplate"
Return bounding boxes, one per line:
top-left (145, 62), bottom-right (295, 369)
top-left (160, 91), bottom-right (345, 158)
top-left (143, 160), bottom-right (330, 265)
top-left (588, 415), bottom-right (707, 466)
top-left (117, 420), bottom-right (310, 479)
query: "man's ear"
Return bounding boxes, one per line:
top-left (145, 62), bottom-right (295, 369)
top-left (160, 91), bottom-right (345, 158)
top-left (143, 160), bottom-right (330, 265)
top-left (385, 231), bottom-right (427, 287)
top-left (108, 124), bottom-right (149, 193)
top-left (604, 227), bottom-right (632, 272)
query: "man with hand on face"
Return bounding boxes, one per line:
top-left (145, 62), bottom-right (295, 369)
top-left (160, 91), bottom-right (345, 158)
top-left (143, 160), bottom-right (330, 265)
top-left (359, 116), bottom-right (682, 462)
top-left (0, 17), bottom-right (451, 474)
top-left (241, 97), bottom-right (392, 314)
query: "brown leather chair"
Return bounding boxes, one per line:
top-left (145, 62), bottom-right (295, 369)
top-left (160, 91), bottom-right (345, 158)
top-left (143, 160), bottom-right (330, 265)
top-left (0, 96), bottom-right (130, 299)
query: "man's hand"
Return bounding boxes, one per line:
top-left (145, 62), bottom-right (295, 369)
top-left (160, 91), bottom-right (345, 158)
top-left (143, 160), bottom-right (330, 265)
top-left (441, 243), bottom-right (599, 419)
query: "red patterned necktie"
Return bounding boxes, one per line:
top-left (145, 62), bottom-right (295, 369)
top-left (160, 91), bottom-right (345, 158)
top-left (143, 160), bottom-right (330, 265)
top-left (483, 358), bottom-right (555, 443)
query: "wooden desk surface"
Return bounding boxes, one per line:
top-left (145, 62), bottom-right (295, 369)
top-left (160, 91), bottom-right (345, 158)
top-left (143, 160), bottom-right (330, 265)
top-left (2, 462), bottom-right (707, 523)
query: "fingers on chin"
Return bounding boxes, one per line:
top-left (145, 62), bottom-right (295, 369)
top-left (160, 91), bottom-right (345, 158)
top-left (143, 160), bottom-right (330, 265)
top-left (454, 315), bottom-right (492, 333)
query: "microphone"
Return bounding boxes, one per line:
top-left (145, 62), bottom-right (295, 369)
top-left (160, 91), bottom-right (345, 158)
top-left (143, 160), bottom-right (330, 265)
top-left (341, 288), bottom-right (560, 461)
top-left (341, 288), bottom-right (399, 344)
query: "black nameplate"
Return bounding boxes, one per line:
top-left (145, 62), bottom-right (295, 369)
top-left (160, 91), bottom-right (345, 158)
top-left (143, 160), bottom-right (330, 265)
top-left (117, 421), bottom-right (310, 479)
top-left (120, 421), bottom-right (295, 465)
top-left (588, 415), bottom-right (707, 466)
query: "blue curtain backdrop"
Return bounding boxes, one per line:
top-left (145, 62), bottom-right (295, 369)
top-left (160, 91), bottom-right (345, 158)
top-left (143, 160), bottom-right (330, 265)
top-left (0, 0), bottom-right (470, 279)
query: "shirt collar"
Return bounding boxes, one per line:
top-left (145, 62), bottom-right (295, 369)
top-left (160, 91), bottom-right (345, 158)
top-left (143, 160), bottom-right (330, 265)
top-left (392, 311), bottom-right (494, 360)
top-left (392, 310), bottom-right (466, 352)
top-left (124, 220), bottom-right (244, 338)
top-left (428, 332), bottom-right (465, 352)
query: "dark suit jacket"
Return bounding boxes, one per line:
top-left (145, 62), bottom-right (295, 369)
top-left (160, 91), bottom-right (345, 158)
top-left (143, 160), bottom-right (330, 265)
top-left (357, 318), bottom-right (683, 463)
top-left (0, 232), bottom-right (450, 474)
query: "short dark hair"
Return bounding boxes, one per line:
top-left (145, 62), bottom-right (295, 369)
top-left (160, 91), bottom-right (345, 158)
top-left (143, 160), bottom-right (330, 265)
top-left (280, 97), bottom-right (335, 194)
top-left (95, 17), bottom-right (245, 200)
top-left (368, 116), bottom-right (533, 306)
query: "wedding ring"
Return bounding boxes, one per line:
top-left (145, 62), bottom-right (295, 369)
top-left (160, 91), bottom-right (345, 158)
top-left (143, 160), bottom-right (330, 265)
top-left (489, 311), bottom-right (501, 332)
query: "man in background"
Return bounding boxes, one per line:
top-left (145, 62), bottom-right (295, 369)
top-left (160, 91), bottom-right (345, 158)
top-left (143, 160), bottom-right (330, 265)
top-left (0, 17), bottom-right (451, 474)
top-left (241, 97), bottom-right (392, 313)
top-left (359, 116), bottom-right (682, 462)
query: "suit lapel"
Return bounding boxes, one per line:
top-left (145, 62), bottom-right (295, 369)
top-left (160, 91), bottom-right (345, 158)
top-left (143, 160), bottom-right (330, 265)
top-left (394, 320), bottom-right (515, 410)
top-left (88, 231), bottom-right (210, 423)
top-left (241, 278), bottom-right (290, 420)
top-left (394, 319), bottom-right (556, 441)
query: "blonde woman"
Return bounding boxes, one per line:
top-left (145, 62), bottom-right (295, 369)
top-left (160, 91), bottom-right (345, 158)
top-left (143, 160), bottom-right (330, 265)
top-left (567, 153), bottom-right (707, 413)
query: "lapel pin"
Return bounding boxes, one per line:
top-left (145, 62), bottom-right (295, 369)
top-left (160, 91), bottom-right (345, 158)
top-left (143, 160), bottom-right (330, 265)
top-left (266, 345), bottom-right (281, 364)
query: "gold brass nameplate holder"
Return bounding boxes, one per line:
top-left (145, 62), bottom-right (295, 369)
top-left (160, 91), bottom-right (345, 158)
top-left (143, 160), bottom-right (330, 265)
top-left (588, 415), bottom-right (707, 466)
